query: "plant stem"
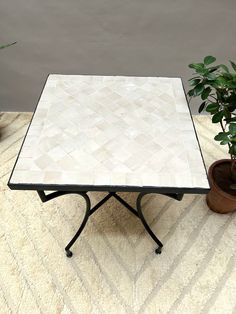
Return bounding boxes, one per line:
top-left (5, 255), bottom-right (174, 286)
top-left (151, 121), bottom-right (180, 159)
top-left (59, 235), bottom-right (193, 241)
top-left (220, 119), bottom-right (225, 132)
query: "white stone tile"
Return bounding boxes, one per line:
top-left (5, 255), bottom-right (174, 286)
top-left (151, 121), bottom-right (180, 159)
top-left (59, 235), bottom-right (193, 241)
top-left (43, 171), bottom-right (62, 183)
top-left (94, 172), bottom-right (111, 185)
top-left (34, 155), bottom-right (55, 170)
top-left (10, 170), bottom-right (27, 184)
top-left (109, 173), bottom-right (127, 186)
top-left (15, 158), bottom-right (34, 170)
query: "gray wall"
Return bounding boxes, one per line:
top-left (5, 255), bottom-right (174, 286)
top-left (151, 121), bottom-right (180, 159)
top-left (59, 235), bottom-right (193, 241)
top-left (1, 0), bottom-right (236, 113)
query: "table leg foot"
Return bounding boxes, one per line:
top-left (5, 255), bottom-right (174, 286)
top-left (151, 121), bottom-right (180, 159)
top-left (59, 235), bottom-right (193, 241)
top-left (65, 193), bottom-right (91, 254)
top-left (155, 246), bottom-right (162, 254)
top-left (38, 191), bottom-right (91, 257)
top-left (66, 250), bottom-right (73, 258)
top-left (137, 192), bottom-right (164, 251)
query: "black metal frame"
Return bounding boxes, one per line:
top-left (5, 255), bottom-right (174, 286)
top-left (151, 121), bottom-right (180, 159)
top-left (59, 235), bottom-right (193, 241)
top-left (37, 190), bottom-right (184, 257)
top-left (9, 182), bottom-right (209, 194)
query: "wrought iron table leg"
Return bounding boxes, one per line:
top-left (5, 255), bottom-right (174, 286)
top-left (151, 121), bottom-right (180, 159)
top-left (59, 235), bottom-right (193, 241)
top-left (64, 193), bottom-right (91, 258)
top-left (38, 190), bottom-right (184, 257)
top-left (37, 191), bottom-right (91, 258)
top-left (136, 192), bottom-right (163, 254)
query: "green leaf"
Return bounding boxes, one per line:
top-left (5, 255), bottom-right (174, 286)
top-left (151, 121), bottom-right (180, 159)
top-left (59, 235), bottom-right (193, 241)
top-left (194, 83), bottom-right (205, 96)
top-left (220, 140), bottom-right (230, 145)
top-left (229, 123), bottom-right (236, 136)
top-left (220, 64), bottom-right (230, 73)
top-left (198, 101), bottom-right (206, 113)
top-left (206, 73), bottom-right (216, 80)
top-left (204, 56), bottom-right (216, 65)
top-left (226, 82), bottom-right (236, 88)
top-left (210, 81), bottom-right (221, 88)
top-left (223, 109), bottom-right (231, 120)
top-left (201, 87), bottom-right (211, 100)
top-left (208, 66), bottom-right (219, 73)
top-left (196, 68), bottom-right (208, 75)
top-left (228, 94), bottom-right (236, 105)
top-left (216, 77), bottom-right (227, 85)
top-left (189, 63), bottom-right (204, 70)
top-left (214, 132), bottom-right (230, 141)
top-left (189, 63), bottom-right (207, 75)
top-left (230, 61), bottom-right (236, 72)
top-left (0, 41), bottom-right (17, 49)
top-left (206, 103), bottom-right (220, 114)
top-left (225, 117), bottom-right (236, 123)
top-left (229, 144), bottom-right (236, 156)
top-left (188, 89), bottom-right (194, 97)
top-left (212, 111), bottom-right (224, 123)
top-left (189, 79), bottom-right (201, 86)
top-left (222, 72), bottom-right (233, 80)
top-left (227, 105), bottom-right (236, 113)
top-left (232, 144), bottom-right (236, 155)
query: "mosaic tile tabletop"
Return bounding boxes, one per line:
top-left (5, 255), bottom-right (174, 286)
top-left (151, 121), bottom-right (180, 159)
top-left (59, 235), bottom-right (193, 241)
top-left (9, 75), bottom-right (209, 190)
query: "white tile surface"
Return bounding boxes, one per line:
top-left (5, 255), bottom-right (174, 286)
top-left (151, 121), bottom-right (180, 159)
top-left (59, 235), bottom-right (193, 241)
top-left (10, 75), bottom-right (209, 189)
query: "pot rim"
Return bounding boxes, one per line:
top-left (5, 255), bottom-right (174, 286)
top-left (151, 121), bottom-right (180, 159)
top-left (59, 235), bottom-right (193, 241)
top-left (208, 159), bottom-right (236, 200)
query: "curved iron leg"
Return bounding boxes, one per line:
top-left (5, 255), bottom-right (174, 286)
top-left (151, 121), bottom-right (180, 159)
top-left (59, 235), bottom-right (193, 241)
top-left (65, 192), bottom-right (91, 258)
top-left (136, 192), bottom-right (163, 254)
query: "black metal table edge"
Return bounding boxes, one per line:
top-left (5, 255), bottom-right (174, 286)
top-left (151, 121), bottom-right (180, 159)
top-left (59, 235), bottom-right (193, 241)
top-left (36, 190), bottom-right (186, 258)
top-left (8, 181), bottom-right (210, 194)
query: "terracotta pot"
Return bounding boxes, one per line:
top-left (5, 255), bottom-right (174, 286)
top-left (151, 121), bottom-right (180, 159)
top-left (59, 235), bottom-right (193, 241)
top-left (206, 159), bottom-right (236, 214)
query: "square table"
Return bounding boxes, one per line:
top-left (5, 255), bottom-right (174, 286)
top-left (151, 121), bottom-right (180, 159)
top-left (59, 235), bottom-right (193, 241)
top-left (8, 74), bottom-right (209, 257)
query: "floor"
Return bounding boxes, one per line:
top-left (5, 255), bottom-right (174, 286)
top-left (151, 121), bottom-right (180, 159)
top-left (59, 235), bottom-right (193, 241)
top-left (0, 112), bottom-right (236, 314)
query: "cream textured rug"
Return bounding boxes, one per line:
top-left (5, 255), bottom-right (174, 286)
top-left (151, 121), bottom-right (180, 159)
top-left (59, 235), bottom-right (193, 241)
top-left (0, 113), bottom-right (236, 314)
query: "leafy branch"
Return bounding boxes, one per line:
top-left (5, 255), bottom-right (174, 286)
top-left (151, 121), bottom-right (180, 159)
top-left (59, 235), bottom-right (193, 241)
top-left (188, 56), bottom-right (236, 187)
top-left (0, 42), bottom-right (17, 50)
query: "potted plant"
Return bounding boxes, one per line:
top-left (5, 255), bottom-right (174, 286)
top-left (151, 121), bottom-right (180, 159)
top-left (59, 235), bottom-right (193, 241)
top-left (188, 55), bottom-right (236, 213)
